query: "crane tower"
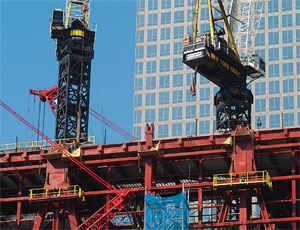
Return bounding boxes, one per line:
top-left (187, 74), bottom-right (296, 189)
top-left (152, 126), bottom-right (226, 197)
top-left (50, 0), bottom-right (96, 142)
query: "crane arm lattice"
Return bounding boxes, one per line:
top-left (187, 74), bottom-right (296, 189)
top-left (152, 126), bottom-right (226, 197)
top-left (65, 0), bottom-right (90, 28)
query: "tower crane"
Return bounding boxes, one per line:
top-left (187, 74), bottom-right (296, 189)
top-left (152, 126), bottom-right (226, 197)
top-left (183, 0), bottom-right (265, 132)
top-left (51, 0), bottom-right (95, 143)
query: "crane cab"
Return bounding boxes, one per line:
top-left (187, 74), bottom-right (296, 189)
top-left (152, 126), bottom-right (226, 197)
top-left (51, 9), bottom-right (65, 39)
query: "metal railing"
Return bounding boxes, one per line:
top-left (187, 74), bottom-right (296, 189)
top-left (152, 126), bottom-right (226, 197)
top-left (0, 136), bottom-right (95, 150)
top-left (213, 171), bottom-right (272, 188)
top-left (29, 185), bottom-right (83, 200)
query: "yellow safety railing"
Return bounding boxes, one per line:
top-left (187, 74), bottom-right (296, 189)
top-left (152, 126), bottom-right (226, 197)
top-left (0, 136), bottom-right (95, 150)
top-left (213, 171), bottom-right (272, 189)
top-left (29, 185), bottom-right (83, 200)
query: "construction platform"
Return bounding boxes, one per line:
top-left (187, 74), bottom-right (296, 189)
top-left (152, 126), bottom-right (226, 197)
top-left (0, 127), bottom-right (299, 229)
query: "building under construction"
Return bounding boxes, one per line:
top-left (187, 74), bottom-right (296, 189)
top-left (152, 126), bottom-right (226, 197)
top-left (0, 0), bottom-right (299, 229)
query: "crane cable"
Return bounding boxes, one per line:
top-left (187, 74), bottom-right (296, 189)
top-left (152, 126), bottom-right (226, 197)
top-left (0, 100), bottom-right (118, 194)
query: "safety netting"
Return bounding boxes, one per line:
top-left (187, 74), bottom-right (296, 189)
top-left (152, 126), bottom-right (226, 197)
top-left (144, 193), bottom-right (189, 230)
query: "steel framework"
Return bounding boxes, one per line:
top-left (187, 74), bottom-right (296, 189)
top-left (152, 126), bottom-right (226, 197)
top-left (1, 126), bottom-right (299, 229)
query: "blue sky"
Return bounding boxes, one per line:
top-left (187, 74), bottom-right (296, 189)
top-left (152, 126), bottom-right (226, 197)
top-left (0, 0), bottom-right (137, 144)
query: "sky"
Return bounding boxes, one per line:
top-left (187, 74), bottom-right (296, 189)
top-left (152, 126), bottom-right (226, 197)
top-left (0, 0), bottom-right (137, 145)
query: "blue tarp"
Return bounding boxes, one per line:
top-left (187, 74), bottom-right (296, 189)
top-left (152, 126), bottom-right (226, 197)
top-left (144, 193), bottom-right (189, 230)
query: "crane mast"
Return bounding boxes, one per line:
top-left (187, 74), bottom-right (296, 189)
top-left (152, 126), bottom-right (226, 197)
top-left (51, 0), bottom-right (96, 142)
top-left (183, 0), bottom-right (265, 132)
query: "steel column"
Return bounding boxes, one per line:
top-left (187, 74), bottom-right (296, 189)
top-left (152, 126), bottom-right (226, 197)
top-left (291, 150), bottom-right (297, 230)
top-left (198, 158), bottom-right (203, 225)
top-left (239, 189), bottom-right (248, 230)
top-left (32, 204), bottom-right (48, 230)
top-left (16, 173), bottom-right (22, 229)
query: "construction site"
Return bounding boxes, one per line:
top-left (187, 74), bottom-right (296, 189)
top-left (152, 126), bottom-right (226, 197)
top-left (0, 0), bottom-right (299, 229)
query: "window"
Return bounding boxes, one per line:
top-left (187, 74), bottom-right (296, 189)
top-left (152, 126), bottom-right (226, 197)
top-left (186, 73), bottom-right (193, 86)
top-left (283, 79), bottom-right (294, 93)
top-left (255, 33), bottom-right (265, 46)
top-left (255, 82), bottom-right (266, 95)
top-left (255, 1), bottom-right (265, 14)
top-left (186, 122), bottom-right (196, 136)
top-left (297, 14), bottom-right (300, 26)
top-left (297, 46), bottom-right (300, 58)
top-left (136, 30), bottom-right (144, 43)
top-left (255, 116), bottom-right (266, 130)
top-left (159, 75), bottom-right (169, 88)
top-left (268, 16), bottom-right (278, 29)
top-left (269, 97), bottom-right (280, 111)
top-left (199, 121), bottom-right (210, 135)
top-left (269, 81), bottom-right (280, 94)
top-left (147, 45), bottom-right (157, 58)
top-left (134, 78), bottom-right (143, 91)
top-left (136, 46), bottom-right (144, 59)
top-left (145, 109), bottom-right (155, 122)
top-left (200, 104), bottom-right (210, 117)
top-left (268, 0), bottom-right (278, 13)
top-left (147, 29), bottom-right (157, 42)
top-left (283, 96), bottom-right (294, 110)
top-left (146, 61), bottom-right (156, 74)
top-left (137, 15), bottom-right (145, 27)
top-left (159, 92), bottom-right (169, 105)
top-left (133, 127), bottom-right (142, 140)
top-left (148, 0), bottom-right (158, 10)
top-left (158, 108), bottom-right (169, 121)
top-left (174, 11), bottom-right (184, 23)
top-left (255, 99), bottom-right (266, 112)
top-left (172, 90), bottom-right (183, 103)
top-left (186, 105), bottom-right (196, 119)
top-left (186, 89), bottom-right (196, 102)
top-left (283, 63), bottom-right (293, 76)
top-left (133, 110), bottom-right (142, 124)
top-left (297, 0), bottom-right (300, 9)
top-left (173, 74), bottom-right (183, 87)
top-left (174, 0), bottom-right (184, 8)
top-left (269, 114), bottom-right (280, 128)
top-left (172, 123), bottom-right (182, 137)
top-left (134, 94), bottom-right (142, 107)
top-left (200, 23), bottom-right (210, 33)
top-left (158, 124), bottom-right (169, 138)
top-left (187, 9), bottom-right (193, 22)
top-left (298, 95), bottom-right (300, 109)
top-left (282, 0), bottom-right (292, 11)
top-left (160, 43), bottom-right (170, 56)
top-left (173, 42), bottom-right (183, 55)
top-left (201, 8), bottom-right (209, 20)
top-left (282, 30), bottom-right (293, 44)
top-left (298, 78), bottom-right (300, 91)
top-left (160, 59), bottom-right (170, 72)
top-left (282, 47), bottom-right (293, 60)
top-left (258, 17), bottom-right (265, 30)
top-left (282, 14), bottom-right (292, 27)
top-left (148, 13), bottom-right (158, 26)
top-left (135, 62), bottom-right (143, 75)
top-left (161, 27), bottom-right (170, 40)
top-left (145, 93), bottom-right (156, 106)
top-left (161, 0), bottom-right (171, 9)
top-left (146, 77), bottom-right (156, 90)
top-left (268, 32), bottom-right (279, 45)
top-left (269, 64), bottom-right (279, 78)
top-left (298, 63), bottom-right (300, 75)
top-left (297, 30), bottom-right (300, 42)
top-left (137, 0), bottom-right (145, 12)
top-left (200, 75), bottom-right (209, 85)
top-left (283, 113), bottom-right (294, 127)
top-left (172, 107), bottom-right (182, 120)
top-left (173, 58), bottom-right (183, 71)
top-left (268, 48), bottom-right (279, 61)
top-left (161, 12), bottom-right (171, 25)
top-left (174, 26), bottom-right (184, 39)
top-left (200, 88), bottom-right (210, 101)
top-left (255, 49), bottom-right (265, 60)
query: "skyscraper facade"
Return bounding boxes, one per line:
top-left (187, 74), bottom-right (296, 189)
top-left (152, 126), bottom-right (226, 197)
top-left (133, 0), bottom-right (300, 140)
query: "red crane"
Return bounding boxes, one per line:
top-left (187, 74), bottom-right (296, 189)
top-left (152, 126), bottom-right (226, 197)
top-left (29, 86), bottom-right (139, 142)
top-left (0, 100), bottom-right (135, 229)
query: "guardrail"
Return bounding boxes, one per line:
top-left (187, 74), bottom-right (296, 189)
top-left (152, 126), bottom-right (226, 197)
top-left (29, 185), bottom-right (84, 200)
top-left (213, 171), bottom-right (272, 189)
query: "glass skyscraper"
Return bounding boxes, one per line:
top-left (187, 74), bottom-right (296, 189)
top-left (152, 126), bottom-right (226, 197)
top-left (133, 0), bottom-right (300, 140)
